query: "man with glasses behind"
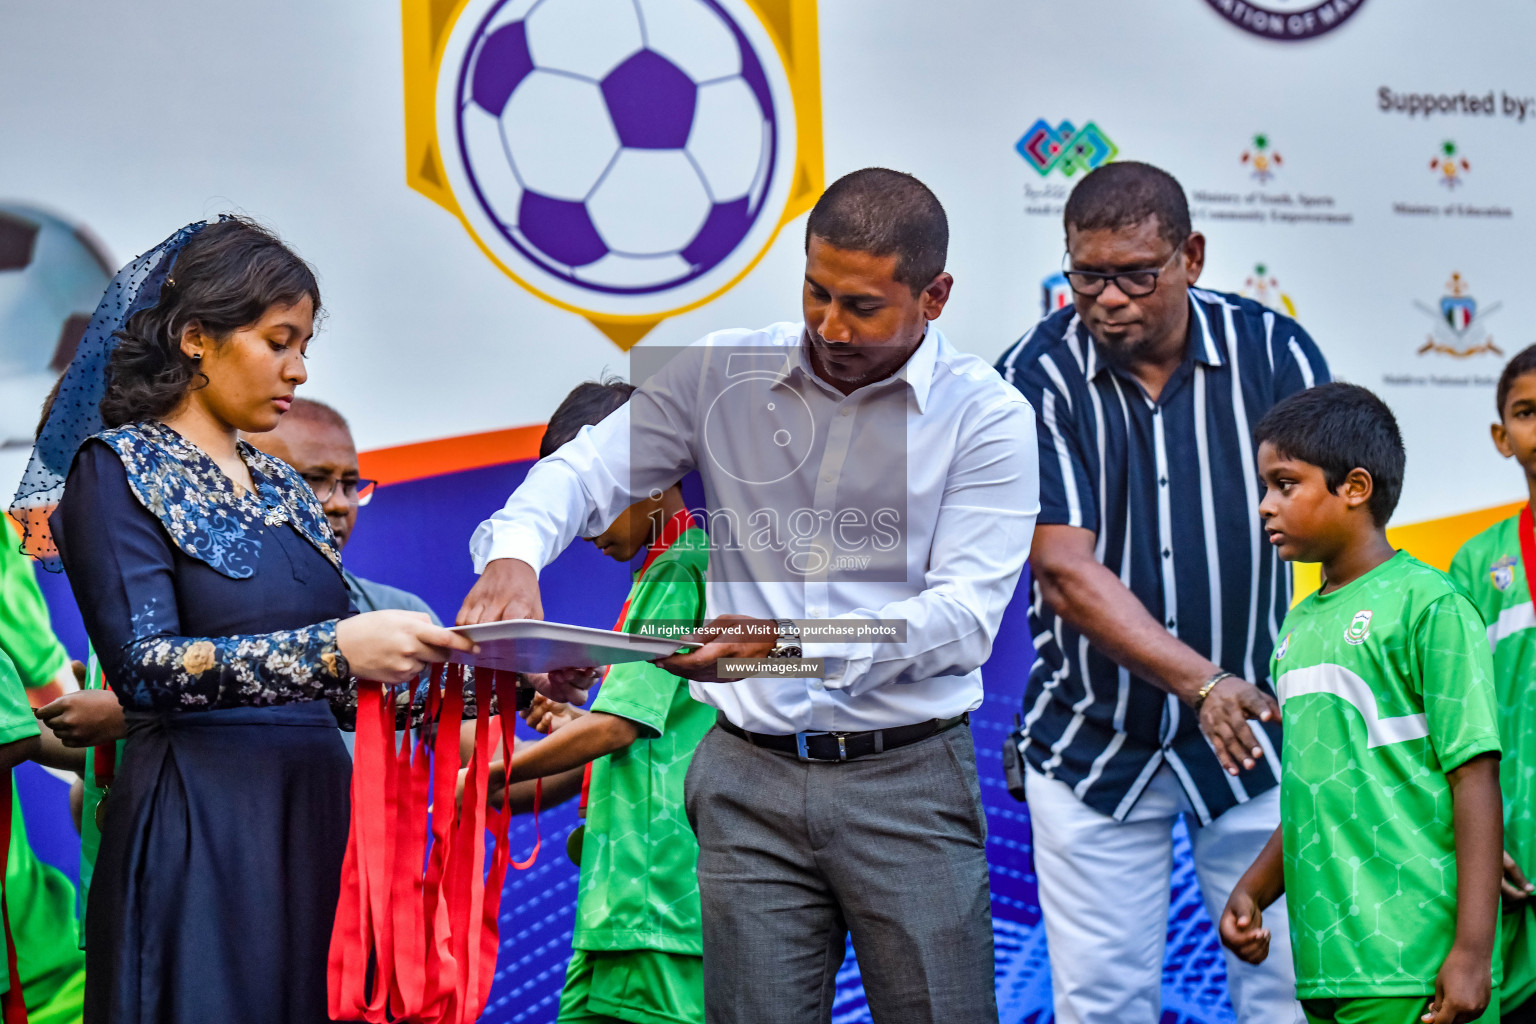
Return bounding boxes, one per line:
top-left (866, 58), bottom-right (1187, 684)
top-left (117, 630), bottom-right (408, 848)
top-left (995, 161), bottom-right (1328, 1024)
top-left (245, 398), bottom-right (437, 622)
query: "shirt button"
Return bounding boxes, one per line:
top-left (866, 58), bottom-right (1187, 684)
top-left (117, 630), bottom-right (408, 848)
top-left (1162, 548), bottom-right (1171, 559)
top-left (824, 474), bottom-right (833, 483)
top-left (840, 408), bottom-right (851, 417)
top-left (1166, 618), bottom-right (1176, 629)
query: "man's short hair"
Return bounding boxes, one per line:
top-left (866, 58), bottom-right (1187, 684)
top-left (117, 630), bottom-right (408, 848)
top-left (804, 168), bottom-right (947, 296)
top-left (1496, 343), bottom-right (1536, 417)
top-left (286, 397), bottom-right (351, 434)
top-left (541, 378), bottom-right (635, 458)
top-left (1254, 382), bottom-right (1405, 527)
top-left (1063, 161), bottom-right (1191, 251)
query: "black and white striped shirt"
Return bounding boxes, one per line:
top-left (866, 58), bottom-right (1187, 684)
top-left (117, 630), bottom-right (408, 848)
top-left (995, 289), bottom-right (1328, 823)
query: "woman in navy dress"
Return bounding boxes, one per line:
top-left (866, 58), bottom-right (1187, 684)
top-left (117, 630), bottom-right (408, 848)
top-left (26, 218), bottom-right (473, 1024)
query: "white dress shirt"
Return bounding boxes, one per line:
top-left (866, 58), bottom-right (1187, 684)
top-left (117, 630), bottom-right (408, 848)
top-left (470, 321), bottom-right (1040, 734)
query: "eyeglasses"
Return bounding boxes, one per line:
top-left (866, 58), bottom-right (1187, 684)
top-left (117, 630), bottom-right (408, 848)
top-left (1061, 243), bottom-right (1185, 298)
top-left (300, 473), bottom-right (377, 506)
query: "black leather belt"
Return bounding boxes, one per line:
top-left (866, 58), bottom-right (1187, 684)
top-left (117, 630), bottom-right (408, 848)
top-left (715, 711), bottom-right (969, 762)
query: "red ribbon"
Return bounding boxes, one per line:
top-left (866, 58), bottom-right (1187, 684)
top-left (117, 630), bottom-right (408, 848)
top-left (0, 769), bottom-right (26, 1024)
top-left (328, 666), bottom-right (538, 1024)
top-left (575, 506), bottom-right (698, 823)
top-left (1520, 505), bottom-right (1536, 611)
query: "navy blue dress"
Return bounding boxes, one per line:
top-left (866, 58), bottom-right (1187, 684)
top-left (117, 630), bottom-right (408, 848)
top-left (52, 421), bottom-right (356, 1024)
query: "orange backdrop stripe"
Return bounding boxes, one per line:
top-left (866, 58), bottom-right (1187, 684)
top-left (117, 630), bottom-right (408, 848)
top-left (359, 424), bottom-right (545, 487)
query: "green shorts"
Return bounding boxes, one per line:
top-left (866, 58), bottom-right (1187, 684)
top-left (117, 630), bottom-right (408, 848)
top-left (25, 965), bottom-right (85, 1024)
top-left (1302, 990), bottom-right (1501, 1024)
top-left (1505, 904), bottom-right (1536, 1012)
top-left (557, 948), bottom-right (704, 1024)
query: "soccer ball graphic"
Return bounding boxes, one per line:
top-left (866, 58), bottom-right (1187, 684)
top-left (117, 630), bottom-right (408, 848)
top-left (0, 204), bottom-right (112, 449)
top-left (445, 0), bottom-right (787, 310)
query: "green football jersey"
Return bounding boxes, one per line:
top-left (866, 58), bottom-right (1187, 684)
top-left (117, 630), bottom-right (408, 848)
top-left (1450, 511), bottom-right (1536, 1008)
top-left (573, 526), bottom-right (713, 955)
top-left (0, 522), bottom-right (68, 688)
top-left (1273, 551), bottom-right (1502, 999)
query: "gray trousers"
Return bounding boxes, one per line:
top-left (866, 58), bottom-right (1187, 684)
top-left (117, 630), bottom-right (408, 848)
top-left (683, 721), bottom-right (999, 1024)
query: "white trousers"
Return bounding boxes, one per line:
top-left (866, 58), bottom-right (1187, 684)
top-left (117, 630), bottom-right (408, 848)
top-left (1026, 765), bottom-right (1303, 1024)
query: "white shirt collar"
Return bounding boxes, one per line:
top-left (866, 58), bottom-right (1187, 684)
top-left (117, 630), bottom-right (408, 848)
top-left (781, 323), bottom-right (939, 413)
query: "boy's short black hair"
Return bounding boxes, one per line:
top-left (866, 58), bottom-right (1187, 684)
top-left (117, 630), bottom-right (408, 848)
top-left (1496, 343), bottom-right (1536, 417)
top-left (804, 168), bottom-right (947, 296)
top-left (1254, 382), bottom-right (1405, 527)
top-left (540, 378), bottom-right (635, 459)
top-left (1063, 161), bottom-right (1190, 251)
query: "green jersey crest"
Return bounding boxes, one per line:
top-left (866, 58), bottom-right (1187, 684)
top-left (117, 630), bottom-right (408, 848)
top-left (1344, 609), bottom-right (1372, 645)
top-left (1491, 555), bottom-right (1519, 592)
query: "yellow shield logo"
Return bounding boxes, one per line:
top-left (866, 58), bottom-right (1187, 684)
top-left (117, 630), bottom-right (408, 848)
top-left (402, 0), bottom-right (824, 349)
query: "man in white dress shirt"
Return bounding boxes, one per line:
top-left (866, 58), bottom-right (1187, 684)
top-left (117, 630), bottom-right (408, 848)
top-left (460, 168), bottom-right (1040, 1023)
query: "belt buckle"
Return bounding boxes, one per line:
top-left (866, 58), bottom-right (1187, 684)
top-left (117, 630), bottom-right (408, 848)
top-left (794, 730), bottom-right (847, 762)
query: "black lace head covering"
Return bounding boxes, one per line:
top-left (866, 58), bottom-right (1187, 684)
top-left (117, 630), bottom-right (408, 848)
top-left (9, 219), bottom-right (211, 569)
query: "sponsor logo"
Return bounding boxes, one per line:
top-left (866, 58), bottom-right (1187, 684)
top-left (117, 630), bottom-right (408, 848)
top-left (1275, 632), bottom-right (1291, 660)
top-left (1491, 555), bottom-right (1518, 592)
top-left (1041, 272), bottom-right (1072, 318)
top-left (401, 0), bottom-right (823, 348)
top-left (1241, 262), bottom-right (1296, 317)
top-left (1016, 119), bottom-right (1118, 178)
top-left (1191, 135), bottom-right (1350, 227)
top-left (1344, 610), bottom-right (1372, 646)
top-left (1390, 137), bottom-right (1511, 219)
top-left (1203, 0), bottom-right (1368, 41)
top-left (1415, 273), bottom-right (1502, 359)
top-left (1431, 141), bottom-right (1470, 189)
top-left (1241, 133), bottom-right (1282, 183)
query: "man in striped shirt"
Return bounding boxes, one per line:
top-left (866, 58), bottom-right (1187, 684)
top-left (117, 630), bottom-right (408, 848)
top-left (995, 162), bottom-right (1328, 1024)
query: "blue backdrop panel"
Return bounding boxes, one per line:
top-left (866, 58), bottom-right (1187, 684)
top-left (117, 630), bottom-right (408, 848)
top-left (21, 460), bottom-right (1237, 1023)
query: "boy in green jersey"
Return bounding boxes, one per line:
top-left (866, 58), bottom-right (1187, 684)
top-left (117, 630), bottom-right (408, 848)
top-left (1220, 382), bottom-right (1505, 1024)
top-left (484, 380), bottom-right (712, 1024)
top-left (1449, 345), bottom-right (1536, 1023)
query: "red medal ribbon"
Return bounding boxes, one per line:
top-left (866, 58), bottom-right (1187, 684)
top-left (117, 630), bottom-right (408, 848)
top-left (1520, 504), bottom-right (1536, 610)
top-left (576, 508), bottom-right (697, 824)
top-left (329, 664), bottom-right (537, 1024)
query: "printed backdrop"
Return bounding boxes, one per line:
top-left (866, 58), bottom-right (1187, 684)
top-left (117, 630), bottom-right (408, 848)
top-left (5, 1), bottom-right (1534, 1020)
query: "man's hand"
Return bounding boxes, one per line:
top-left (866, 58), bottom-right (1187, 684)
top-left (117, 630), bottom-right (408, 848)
top-left (458, 558), bottom-right (543, 626)
top-left (524, 694), bottom-right (585, 734)
top-left (1197, 676), bottom-right (1281, 776)
top-left (657, 615), bottom-right (777, 682)
top-left (37, 689), bottom-right (126, 748)
top-left (524, 669), bottom-right (597, 706)
top-left (1217, 886), bottom-right (1271, 965)
top-left (1423, 944), bottom-right (1492, 1024)
top-left (1502, 850), bottom-right (1534, 909)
